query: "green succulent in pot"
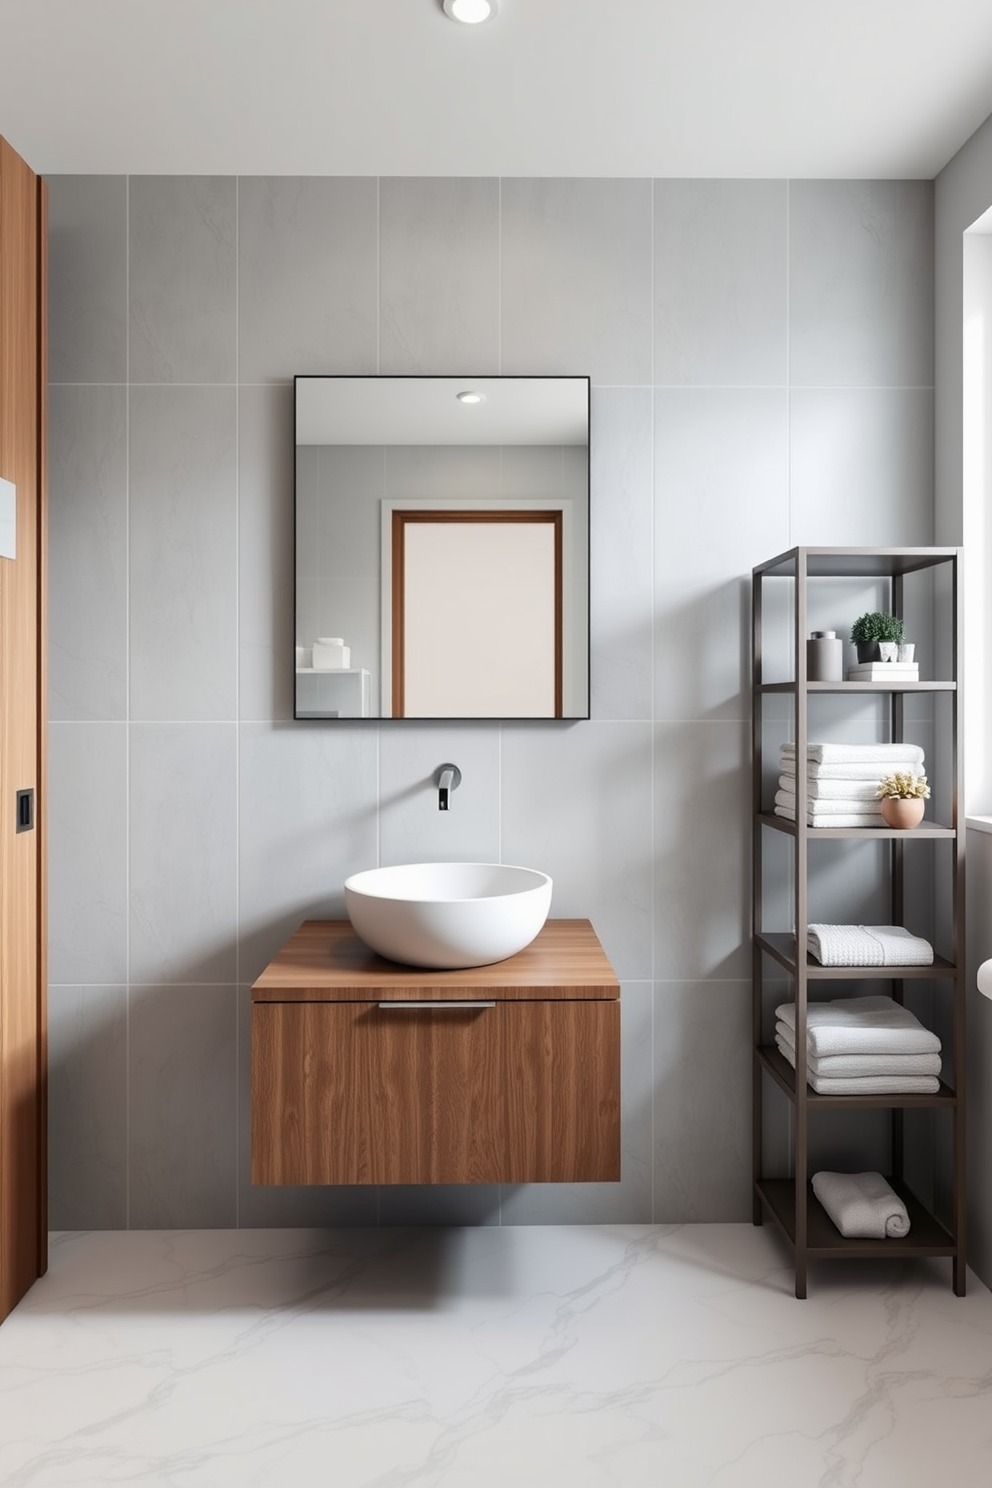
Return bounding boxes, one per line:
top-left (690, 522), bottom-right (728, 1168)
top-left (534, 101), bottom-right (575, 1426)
top-left (850, 610), bottom-right (904, 662)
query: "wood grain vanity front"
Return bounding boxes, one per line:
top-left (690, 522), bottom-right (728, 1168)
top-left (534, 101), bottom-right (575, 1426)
top-left (251, 919), bottom-right (620, 1186)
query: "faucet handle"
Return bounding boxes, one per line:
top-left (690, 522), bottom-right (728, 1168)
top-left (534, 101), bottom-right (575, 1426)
top-left (433, 762), bottom-right (462, 811)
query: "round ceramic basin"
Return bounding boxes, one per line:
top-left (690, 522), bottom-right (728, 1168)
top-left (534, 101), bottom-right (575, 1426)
top-left (344, 862), bottom-right (553, 970)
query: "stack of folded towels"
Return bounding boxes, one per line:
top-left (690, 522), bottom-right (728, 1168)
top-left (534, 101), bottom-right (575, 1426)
top-left (775, 994), bottom-right (942, 1094)
top-left (774, 740), bottom-right (926, 827)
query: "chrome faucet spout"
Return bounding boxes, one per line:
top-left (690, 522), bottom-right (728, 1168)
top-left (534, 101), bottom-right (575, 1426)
top-left (433, 762), bottom-right (462, 811)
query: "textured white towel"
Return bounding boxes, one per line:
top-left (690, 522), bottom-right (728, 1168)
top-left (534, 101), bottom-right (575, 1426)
top-left (774, 804), bottom-right (885, 827)
top-left (777, 775), bottom-right (883, 800)
top-left (779, 1054), bottom-right (938, 1095)
top-left (781, 759), bottom-right (927, 782)
top-left (774, 1026), bottom-right (942, 1078)
top-left (775, 788), bottom-right (882, 814)
top-left (808, 924), bottom-right (934, 967)
top-left (775, 995), bottom-right (941, 1056)
top-left (781, 741), bottom-right (925, 767)
top-left (812, 1171), bottom-right (911, 1238)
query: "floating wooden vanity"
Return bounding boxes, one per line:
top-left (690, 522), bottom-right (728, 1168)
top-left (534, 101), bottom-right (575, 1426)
top-left (251, 918), bottom-right (620, 1186)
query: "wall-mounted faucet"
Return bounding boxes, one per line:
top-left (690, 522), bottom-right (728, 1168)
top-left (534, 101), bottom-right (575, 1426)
top-left (433, 762), bottom-right (462, 811)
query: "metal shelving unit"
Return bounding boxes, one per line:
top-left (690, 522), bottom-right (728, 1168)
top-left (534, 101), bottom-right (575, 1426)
top-left (751, 547), bottom-right (965, 1298)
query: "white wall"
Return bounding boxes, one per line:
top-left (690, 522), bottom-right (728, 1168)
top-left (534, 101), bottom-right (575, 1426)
top-left (47, 175), bottom-right (934, 1229)
top-left (936, 110), bottom-right (992, 1287)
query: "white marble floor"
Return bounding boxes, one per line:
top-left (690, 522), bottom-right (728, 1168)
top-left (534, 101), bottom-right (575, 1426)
top-left (1, 1224), bottom-right (991, 1487)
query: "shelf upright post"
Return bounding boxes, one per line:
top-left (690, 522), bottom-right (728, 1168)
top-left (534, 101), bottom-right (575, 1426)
top-left (794, 551), bottom-right (810, 1298)
top-left (951, 551), bottom-right (966, 1295)
top-left (751, 566), bottom-right (764, 1226)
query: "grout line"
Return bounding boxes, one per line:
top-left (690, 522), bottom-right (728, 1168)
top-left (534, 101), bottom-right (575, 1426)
top-left (234, 175), bottom-right (241, 1229)
top-left (649, 177), bottom-right (656, 1223)
top-left (786, 179), bottom-right (792, 549)
top-left (124, 172), bottom-right (132, 1233)
top-left (498, 178), bottom-right (502, 374)
top-left (376, 179), bottom-right (381, 374)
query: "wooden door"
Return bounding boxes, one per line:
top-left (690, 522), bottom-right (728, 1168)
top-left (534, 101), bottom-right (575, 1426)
top-left (0, 136), bottom-right (47, 1322)
top-left (252, 998), bottom-right (620, 1186)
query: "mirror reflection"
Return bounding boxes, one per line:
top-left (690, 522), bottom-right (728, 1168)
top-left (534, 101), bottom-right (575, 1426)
top-left (294, 375), bottom-right (590, 720)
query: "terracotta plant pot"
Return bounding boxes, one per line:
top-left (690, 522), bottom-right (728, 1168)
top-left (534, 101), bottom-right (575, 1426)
top-left (880, 796), bottom-right (925, 829)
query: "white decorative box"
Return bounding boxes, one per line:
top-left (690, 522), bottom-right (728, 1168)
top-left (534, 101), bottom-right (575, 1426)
top-left (312, 637), bottom-right (351, 670)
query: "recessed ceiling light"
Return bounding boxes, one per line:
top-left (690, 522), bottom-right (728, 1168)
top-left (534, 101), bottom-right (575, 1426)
top-left (443, 0), bottom-right (498, 24)
top-left (456, 390), bottom-right (484, 404)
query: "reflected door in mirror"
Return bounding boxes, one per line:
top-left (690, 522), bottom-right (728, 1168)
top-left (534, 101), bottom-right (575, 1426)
top-left (392, 510), bottom-right (562, 718)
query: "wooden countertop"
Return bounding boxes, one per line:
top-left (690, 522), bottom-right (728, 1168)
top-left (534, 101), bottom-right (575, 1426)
top-left (251, 918), bottom-right (620, 1002)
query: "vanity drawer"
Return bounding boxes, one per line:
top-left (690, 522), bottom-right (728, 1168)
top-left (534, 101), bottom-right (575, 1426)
top-left (252, 998), bottom-right (620, 1186)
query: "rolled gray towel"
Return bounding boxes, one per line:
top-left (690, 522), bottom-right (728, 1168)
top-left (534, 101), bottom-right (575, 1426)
top-left (812, 1170), bottom-right (910, 1238)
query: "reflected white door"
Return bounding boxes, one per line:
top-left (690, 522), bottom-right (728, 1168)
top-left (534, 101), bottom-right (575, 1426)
top-left (392, 511), bottom-right (562, 718)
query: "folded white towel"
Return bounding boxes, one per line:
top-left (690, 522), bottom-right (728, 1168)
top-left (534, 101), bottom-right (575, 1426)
top-left (807, 924), bottom-right (934, 967)
top-left (775, 1035), bottom-right (940, 1092)
top-left (781, 759), bottom-right (927, 782)
top-left (775, 805), bottom-right (886, 827)
top-left (777, 775), bottom-right (883, 800)
top-left (775, 995), bottom-right (941, 1057)
top-left (812, 1171), bottom-right (911, 1239)
top-left (774, 1026), bottom-right (942, 1078)
top-left (775, 788), bottom-right (882, 814)
top-left (781, 741), bottom-right (925, 767)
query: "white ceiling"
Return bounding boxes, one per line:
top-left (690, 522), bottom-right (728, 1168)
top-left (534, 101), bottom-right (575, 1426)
top-left (2, 0), bottom-right (992, 179)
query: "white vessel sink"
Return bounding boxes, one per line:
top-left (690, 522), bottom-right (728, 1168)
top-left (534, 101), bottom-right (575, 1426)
top-left (344, 862), bottom-right (553, 970)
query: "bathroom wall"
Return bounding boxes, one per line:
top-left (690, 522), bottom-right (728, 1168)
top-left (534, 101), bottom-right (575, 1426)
top-left (935, 102), bottom-right (992, 1288)
top-left (47, 175), bottom-right (934, 1229)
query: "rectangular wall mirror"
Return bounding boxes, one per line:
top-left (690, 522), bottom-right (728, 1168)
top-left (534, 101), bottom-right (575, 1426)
top-left (294, 375), bottom-right (590, 720)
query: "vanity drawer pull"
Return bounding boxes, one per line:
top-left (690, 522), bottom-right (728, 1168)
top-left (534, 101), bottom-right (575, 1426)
top-left (376, 1000), bottom-right (496, 1010)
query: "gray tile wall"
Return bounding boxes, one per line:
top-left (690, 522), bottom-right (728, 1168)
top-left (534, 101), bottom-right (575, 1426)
top-left (47, 176), bottom-right (935, 1229)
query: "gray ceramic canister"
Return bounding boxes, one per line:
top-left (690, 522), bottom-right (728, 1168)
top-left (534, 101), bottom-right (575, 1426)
top-left (806, 630), bottom-right (844, 681)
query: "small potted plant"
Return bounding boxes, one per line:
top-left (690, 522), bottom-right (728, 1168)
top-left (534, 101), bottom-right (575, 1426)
top-left (875, 770), bottom-right (930, 829)
top-left (850, 611), bottom-right (905, 663)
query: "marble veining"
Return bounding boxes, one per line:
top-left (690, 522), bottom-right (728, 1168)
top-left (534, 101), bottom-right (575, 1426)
top-left (1, 1225), bottom-right (990, 1487)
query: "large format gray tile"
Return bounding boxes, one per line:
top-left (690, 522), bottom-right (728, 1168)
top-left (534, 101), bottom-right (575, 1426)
top-left (789, 387), bottom-right (934, 547)
top-left (500, 179), bottom-right (652, 384)
top-left (48, 985), bottom-right (127, 1230)
top-left (378, 724), bottom-right (499, 868)
top-left (237, 721), bottom-right (379, 983)
top-left (238, 177), bottom-right (378, 382)
top-left (129, 385), bottom-right (237, 720)
top-left (47, 175), bottom-right (127, 384)
top-left (654, 388), bottom-right (790, 587)
top-left (652, 979), bottom-right (752, 1221)
top-left (654, 179), bottom-right (788, 387)
top-left (790, 180), bottom-right (934, 389)
top-left (500, 721), bottom-right (653, 980)
top-left (589, 387), bottom-right (653, 721)
top-left (48, 384), bottom-right (128, 720)
top-left (48, 722), bottom-right (128, 986)
top-left (500, 979), bottom-right (653, 1224)
top-left (653, 720), bottom-right (751, 981)
top-left (379, 177), bottom-right (500, 374)
top-left (653, 388), bottom-right (789, 722)
top-left (128, 985), bottom-right (237, 1228)
top-left (129, 723), bottom-right (238, 985)
top-left (239, 383), bottom-right (295, 722)
top-left (129, 176), bottom-right (236, 384)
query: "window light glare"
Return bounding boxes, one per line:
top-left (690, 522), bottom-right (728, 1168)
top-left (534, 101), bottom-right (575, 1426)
top-left (443, 0), bottom-right (497, 24)
top-left (456, 390), bottom-right (484, 404)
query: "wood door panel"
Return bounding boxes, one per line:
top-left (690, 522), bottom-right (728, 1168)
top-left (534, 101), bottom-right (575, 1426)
top-left (252, 1000), bottom-right (620, 1186)
top-left (0, 135), bottom-right (46, 1321)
